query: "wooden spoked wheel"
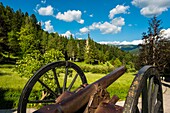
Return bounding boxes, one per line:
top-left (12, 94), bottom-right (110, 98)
top-left (17, 61), bottom-right (87, 113)
top-left (123, 66), bottom-right (163, 113)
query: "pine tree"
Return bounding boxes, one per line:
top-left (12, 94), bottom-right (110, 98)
top-left (84, 34), bottom-right (98, 64)
top-left (76, 39), bottom-right (85, 61)
top-left (66, 35), bottom-right (77, 61)
top-left (138, 16), bottom-right (170, 75)
top-left (18, 16), bottom-right (39, 56)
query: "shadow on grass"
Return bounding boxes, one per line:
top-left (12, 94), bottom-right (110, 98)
top-left (0, 88), bottom-right (14, 109)
top-left (0, 64), bottom-right (14, 76)
top-left (0, 56), bottom-right (17, 65)
top-left (0, 71), bottom-right (12, 76)
top-left (0, 65), bottom-right (14, 68)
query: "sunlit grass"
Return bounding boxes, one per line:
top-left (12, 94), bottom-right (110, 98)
top-left (84, 72), bottom-right (135, 100)
top-left (0, 64), bottom-right (135, 99)
top-left (0, 64), bottom-right (136, 109)
top-left (0, 64), bottom-right (28, 90)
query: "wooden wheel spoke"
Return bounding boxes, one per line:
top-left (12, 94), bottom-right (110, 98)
top-left (154, 101), bottom-right (162, 113)
top-left (52, 68), bottom-right (61, 94)
top-left (38, 79), bottom-right (57, 97)
top-left (67, 73), bottom-right (78, 91)
top-left (151, 84), bottom-right (159, 113)
top-left (148, 76), bottom-right (154, 112)
top-left (142, 79), bottom-right (148, 113)
top-left (63, 66), bottom-right (68, 92)
top-left (135, 106), bottom-right (140, 113)
top-left (28, 99), bottom-right (55, 103)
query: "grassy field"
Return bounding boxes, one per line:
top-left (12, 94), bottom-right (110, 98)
top-left (0, 64), bottom-right (136, 109)
top-left (0, 65), bottom-right (28, 90)
top-left (85, 72), bottom-right (135, 100)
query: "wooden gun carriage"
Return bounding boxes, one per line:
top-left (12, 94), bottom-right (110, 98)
top-left (17, 61), bottom-right (164, 113)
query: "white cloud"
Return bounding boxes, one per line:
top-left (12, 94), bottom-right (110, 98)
top-left (111, 17), bottom-right (125, 26)
top-left (44, 20), bottom-right (54, 33)
top-left (41, 0), bottom-right (46, 4)
top-left (89, 14), bottom-right (93, 17)
top-left (38, 5), bottom-right (54, 16)
top-left (98, 40), bottom-right (142, 45)
top-left (99, 22), bottom-right (121, 34)
top-left (89, 21), bottom-right (121, 34)
top-left (89, 17), bottom-right (125, 34)
top-left (160, 28), bottom-right (170, 39)
top-left (61, 31), bottom-right (74, 38)
top-left (56, 10), bottom-right (84, 24)
top-left (120, 40), bottom-right (142, 45)
top-left (109, 5), bottom-right (130, 19)
top-left (80, 27), bottom-right (89, 34)
top-left (132, 0), bottom-right (170, 17)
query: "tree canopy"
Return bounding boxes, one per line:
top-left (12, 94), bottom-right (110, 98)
top-left (138, 16), bottom-right (170, 76)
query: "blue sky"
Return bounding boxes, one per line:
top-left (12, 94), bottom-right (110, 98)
top-left (1, 0), bottom-right (170, 45)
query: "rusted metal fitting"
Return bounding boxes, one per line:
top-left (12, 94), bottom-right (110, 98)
top-left (75, 83), bottom-right (88, 93)
top-left (95, 95), bottom-right (123, 113)
top-left (95, 102), bottom-right (124, 113)
top-left (109, 95), bottom-right (119, 104)
top-left (55, 91), bottom-right (73, 103)
top-left (84, 84), bottom-right (110, 113)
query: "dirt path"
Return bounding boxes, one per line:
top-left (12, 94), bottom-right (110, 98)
top-left (162, 81), bottom-right (170, 113)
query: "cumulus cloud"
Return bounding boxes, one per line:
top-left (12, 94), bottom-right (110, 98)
top-left (111, 17), bottom-right (125, 26)
top-left (160, 28), bottom-right (170, 39)
top-left (38, 5), bottom-right (54, 16)
top-left (109, 5), bottom-right (130, 19)
top-left (44, 20), bottom-right (54, 33)
top-left (88, 17), bottom-right (125, 34)
top-left (98, 40), bottom-right (142, 45)
top-left (61, 31), bottom-right (74, 38)
top-left (132, 0), bottom-right (170, 17)
top-left (56, 10), bottom-right (84, 24)
top-left (80, 27), bottom-right (89, 34)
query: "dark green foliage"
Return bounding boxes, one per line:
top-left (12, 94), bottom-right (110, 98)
top-left (66, 35), bottom-right (77, 61)
top-left (0, 88), bottom-right (21, 108)
top-left (16, 49), bottom-right (64, 78)
top-left (138, 16), bottom-right (170, 76)
top-left (76, 39), bottom-right (85, 61)
top-left (76, 62), bottom-right (114, 74)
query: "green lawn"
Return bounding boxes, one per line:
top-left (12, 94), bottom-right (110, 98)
top-left (0, 65), bottom-right (28, 90)
top-left (0, 64), bottom-right (136, 109)
top-left (85, 72), bottom-right (135, 101)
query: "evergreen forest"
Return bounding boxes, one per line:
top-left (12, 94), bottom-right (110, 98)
top-left (0, 2), bottom-right (136, 77)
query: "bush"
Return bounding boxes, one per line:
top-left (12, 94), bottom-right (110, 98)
top-left (0, 88), bottom-right (22, 109)
top-left (76, 62), bottom-right (114, 74)
top-left (15, 50), bottom-right (43, 78)
top-left (15, 49), bottom-right (64, 78)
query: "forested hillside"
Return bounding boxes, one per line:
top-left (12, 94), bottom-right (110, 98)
top-left (0, 3), bottom-right (136, 75)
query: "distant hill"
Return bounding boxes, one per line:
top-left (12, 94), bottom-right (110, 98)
top-left (115, 45), bottom-right (139, 54)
